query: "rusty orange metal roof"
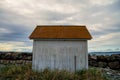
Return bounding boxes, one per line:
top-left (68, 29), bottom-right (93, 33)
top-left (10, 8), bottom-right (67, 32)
top-left (29, 25), bottom-right (92, 39)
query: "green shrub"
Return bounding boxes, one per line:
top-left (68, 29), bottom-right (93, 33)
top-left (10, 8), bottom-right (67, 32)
top-left (0, 64), bottom-right (108, 80)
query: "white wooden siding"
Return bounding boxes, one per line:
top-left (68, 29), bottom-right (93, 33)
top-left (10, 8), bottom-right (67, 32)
top-left (32, 40), bottom-right (88, 72)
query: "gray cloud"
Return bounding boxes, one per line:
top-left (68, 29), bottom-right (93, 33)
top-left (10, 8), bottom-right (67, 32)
top-left (107, 0), bottom-right (120, 12)
top-left (0, 0), bottom-right (120, 52)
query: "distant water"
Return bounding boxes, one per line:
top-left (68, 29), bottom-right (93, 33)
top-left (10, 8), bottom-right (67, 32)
top-left (89, 51), bottom-right (120, 55)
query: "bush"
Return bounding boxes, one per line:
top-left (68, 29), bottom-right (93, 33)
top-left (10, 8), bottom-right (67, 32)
top-left (0, 64), bottom-right (108, 80)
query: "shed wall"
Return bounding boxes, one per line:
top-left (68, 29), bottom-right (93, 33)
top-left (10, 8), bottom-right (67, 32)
top-left (32, 40), bottom-right (88, 72)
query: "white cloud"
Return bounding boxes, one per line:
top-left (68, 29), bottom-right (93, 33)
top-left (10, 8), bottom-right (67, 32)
top-left (0, 41), bottom-right (32, 52)
top-left (90, 0), bottom-right (118, 6)
top-left (0, 28), bottom-right (13, 36)
top-left (2, 0), bottom-right (79, 15)
top-left (89, 23), bottom-right (103, 31)
top-left (88, 32), bottom-right (120, 51)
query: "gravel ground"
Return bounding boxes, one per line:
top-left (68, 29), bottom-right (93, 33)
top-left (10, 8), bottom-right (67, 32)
top-left (101, 68), bottom-right (120, 80)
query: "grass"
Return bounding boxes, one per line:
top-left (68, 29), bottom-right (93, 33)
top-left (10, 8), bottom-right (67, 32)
top-left (0, 64), bottom-right (108, 80)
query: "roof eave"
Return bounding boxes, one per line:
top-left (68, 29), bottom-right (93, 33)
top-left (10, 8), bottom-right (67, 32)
top-left (29, 38), bottom-right (92, 41)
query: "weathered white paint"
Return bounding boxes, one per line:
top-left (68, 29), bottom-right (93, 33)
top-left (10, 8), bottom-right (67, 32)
top-left (32, 40), bottom-right (88, 72)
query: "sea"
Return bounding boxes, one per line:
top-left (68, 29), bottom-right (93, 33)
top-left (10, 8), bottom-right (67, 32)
top-left (89, 51), bottom-right (120, 55)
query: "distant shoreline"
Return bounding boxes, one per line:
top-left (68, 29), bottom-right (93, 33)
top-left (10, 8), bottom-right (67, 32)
top-left (89, 51), bottom-right (120, 55)
top-left (0, 51), bottom-right (120, 55)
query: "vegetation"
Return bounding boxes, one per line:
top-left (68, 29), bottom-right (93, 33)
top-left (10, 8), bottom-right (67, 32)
top-left (0, 64), bottom-right (107, 80)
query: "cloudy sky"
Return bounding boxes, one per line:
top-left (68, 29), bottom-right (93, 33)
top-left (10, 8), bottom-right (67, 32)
top-left (0, 0), bottom-right (120, 52)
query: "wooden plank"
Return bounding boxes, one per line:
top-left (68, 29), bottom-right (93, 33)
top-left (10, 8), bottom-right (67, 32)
top-left (32, 40), bottom-right (88, 72)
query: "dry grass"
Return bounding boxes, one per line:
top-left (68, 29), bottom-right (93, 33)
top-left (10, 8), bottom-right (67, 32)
top-left (0, 64), bottom-right (107, 80)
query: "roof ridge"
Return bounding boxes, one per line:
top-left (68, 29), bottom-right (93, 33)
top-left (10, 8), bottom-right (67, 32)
top-left (36, 25), bottom-right (86, 27)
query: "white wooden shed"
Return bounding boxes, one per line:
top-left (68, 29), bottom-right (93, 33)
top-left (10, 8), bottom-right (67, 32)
top-left (29, 25), bottom-right (92, 72)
